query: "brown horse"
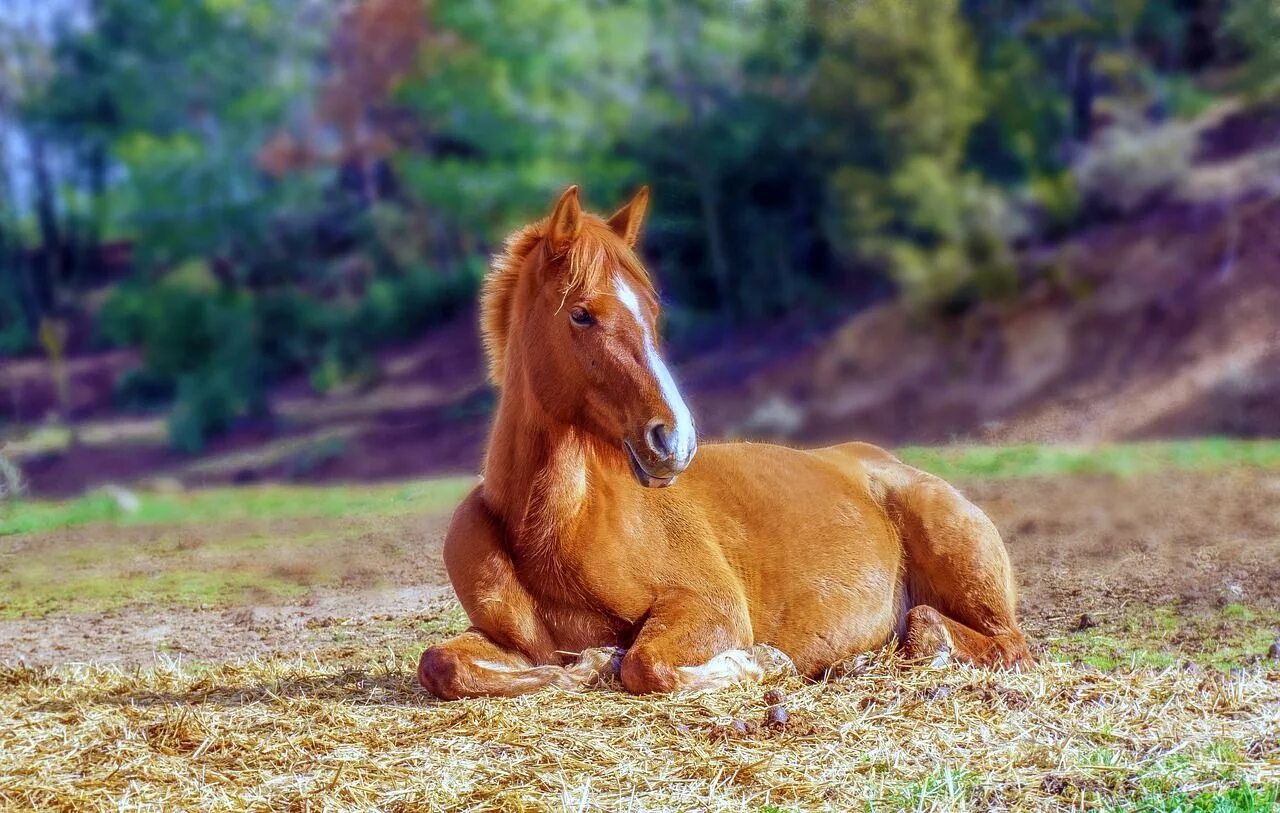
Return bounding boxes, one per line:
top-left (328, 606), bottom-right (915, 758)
top-left (418, 186), bottom-right (1032, 699)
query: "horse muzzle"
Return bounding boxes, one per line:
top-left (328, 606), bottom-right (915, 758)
top-left (623, 428), bottom-right (696, 488)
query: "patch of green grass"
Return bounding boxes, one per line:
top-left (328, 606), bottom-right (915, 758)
top-left (0, 499), bottom-right (464, 618)
top-left (892, 767), bottom-right (979, 810)
top-left (1206, 741), bottom-right (1244, 766)
top-left (1, 476), bottom-right (474, 536)
top-left (1206, 626), bottom-right (1279, 671)
top-left (1051, 629), bottom-right (1179, 672)
top-left (0, 568), bottom-right (310, 618)
top-left (1111, 781), bottom-right (1279, 812)
top-left (6, 438), bottom-right (1279, 536)
top-left (1220, 604), bottom-right (1254, 622)
top-left (897, 438), bottom-right (1280, 481)
top-left (1045, 604), bottom-right (1280, 672)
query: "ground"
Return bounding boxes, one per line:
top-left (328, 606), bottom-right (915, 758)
top-left (1, 441), bottom-right (1278, 810)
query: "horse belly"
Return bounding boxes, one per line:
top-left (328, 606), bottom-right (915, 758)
top-left (722, 467), bottom-right (904, 675)
top-left (758, 555), bottom-right (902, 674)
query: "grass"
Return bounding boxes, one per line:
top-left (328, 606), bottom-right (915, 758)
top-left (2, 440), bottom-right (1279, 808)
top-left (0, 506), bottom-right (455, 619)
top-left (1114, 782), bottom-right (1280, 812)
top-left (6, 438), bottom-right (1280, 537)
top-left (0, 476), bottom-right (474, 537)
top-left (0, 566), bottom-right (312, 620)
top-left (897, 437), bottom-right (1280, 481)
top-left (1, 636), bottom-right (1276, 811)
top-left (0, 474), bottom-right (472, 616)
top-left (1045, 604), bottom-right (1280, 673)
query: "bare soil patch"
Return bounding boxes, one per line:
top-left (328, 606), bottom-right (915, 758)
top-left (2, 467), bottom-right (1278, 667)
top-left (973, 468), bottom-right (1280, 625)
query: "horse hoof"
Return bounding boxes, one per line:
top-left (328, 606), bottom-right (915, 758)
top-left (567, 647), bottom-right (625, 686)
top-left (749, 644), bottom-right (798, 680)
top-left (929, 645), bottom-right (953, 669)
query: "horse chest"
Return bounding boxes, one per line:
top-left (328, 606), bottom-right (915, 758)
top-left (513, 539), bottom-right (645, 652)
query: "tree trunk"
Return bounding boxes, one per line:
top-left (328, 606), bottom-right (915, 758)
top-left (1071, 44), bottom-right (1096, 143)
top-left (689, 156), bottom-right (730, 315)
top-left (30, 135), bottom-right (60, 316)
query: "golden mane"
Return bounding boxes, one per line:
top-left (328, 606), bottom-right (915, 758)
top-left (480, 215), bottom-right (655, 386)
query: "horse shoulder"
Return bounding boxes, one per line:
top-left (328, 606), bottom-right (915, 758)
top-left (440, 485), bottom-right (500, 585)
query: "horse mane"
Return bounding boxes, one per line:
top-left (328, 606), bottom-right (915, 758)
top-left (481, 214), bottom-right (656, 385)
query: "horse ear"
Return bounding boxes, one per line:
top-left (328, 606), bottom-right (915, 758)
top-left (606, 185), bottom-right (650, 248)
top-left (547, 185), bottom-right (583, 252)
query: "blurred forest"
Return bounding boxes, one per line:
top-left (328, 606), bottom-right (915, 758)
top-left (1, 0), bottom-right (1278, 453)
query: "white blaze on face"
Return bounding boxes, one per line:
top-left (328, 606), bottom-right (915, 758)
top-left (613, 276), bottom-right (696, 461)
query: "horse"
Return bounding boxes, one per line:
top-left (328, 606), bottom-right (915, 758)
top-left (417, 186), bottom-right (1032, 699)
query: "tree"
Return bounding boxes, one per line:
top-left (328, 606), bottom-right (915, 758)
top-left (810, 0), bottom-right (1019, 308)
top-left (390, 0), bottom-right (650, 268)
top-left (621, 0), bottom-right (824, 322)
top-left (1225, 0), bottom-right (1280, 101)
top-left (0, 2), bottom-right (62, 350)
top-left (17, 0), bottom-right (333, 278)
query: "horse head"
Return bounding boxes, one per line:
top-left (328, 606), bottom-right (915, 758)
top-left (482, 185), bottom-right (697, 487)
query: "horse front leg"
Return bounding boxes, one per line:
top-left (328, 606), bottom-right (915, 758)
top-left (619, 593), bottom-right (765, 694)
top-left (419, 630), bottom-right (619, 699)
top-left (422, 487), bottom-right (621, 699)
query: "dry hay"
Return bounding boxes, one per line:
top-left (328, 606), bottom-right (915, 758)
top-left (0, 648), bottom-right (1277, 812)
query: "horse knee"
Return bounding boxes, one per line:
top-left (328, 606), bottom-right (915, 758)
top-left (619, 649), bottom-right (680, 694)
top-left (418, 645), bottom-right (467, 700)
top-left (903, 605), bottom-right (953, 663)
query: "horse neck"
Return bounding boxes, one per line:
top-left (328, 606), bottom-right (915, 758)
top-left (481, 376), bottom-right (616, 552)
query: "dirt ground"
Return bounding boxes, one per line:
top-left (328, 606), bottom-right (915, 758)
top-left (3, 467), bottom-right (1278, 667)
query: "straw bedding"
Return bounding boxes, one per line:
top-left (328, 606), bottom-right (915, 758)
top-left (1, 647), bottom-right (1276, 811)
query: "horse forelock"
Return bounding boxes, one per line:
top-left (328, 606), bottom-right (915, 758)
top-left (481, 215), bottom-right (655, 386)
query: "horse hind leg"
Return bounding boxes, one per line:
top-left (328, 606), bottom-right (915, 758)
top-left (903, 605), bottom-right (1031, 669)
top-left (877, 466), bottom-right (1033, 669)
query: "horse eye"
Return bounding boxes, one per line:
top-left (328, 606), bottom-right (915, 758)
top-left (569, 307), bottom-right (594, 326)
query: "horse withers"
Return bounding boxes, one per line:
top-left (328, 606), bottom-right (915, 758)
top-left (418, 186), bottom-right (1032, 699)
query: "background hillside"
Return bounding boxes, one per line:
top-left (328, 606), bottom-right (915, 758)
top-left (2, 0), bottom-right (1279, 495)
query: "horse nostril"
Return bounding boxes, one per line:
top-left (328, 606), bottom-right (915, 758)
top-left (645, 419), bottom-right (673, 459)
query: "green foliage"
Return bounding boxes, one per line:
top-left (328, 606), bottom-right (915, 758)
top-left (1224, 0), bottom-right (1280, 101)
top-left (395, 0), bottom-right (650, 249)
top-left (354, 261), bottom-right (482, 346)
top-left (966, 37), bottom-right (1073, 182)
top-left (813, 0), bottom-right (1019, 309)
top-left (0, 279), bottom-right (33, 356)
top-left (624, 1), bottom-right (823, 319)
top-left (1, 0), bottom-right (1265, 445)
top-left (1025, 171), bottom-right (1083, 237)
top-left (99, 255), bottom-right (478, 450)
top-left (99, 262), bottom-right (262, 450)
top-left (28, 0), bottom-right (326, 264)
top-left (1149, 73), bottom-right (1218, 120)
top-left (168, 370), bottom-right (256, 454)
